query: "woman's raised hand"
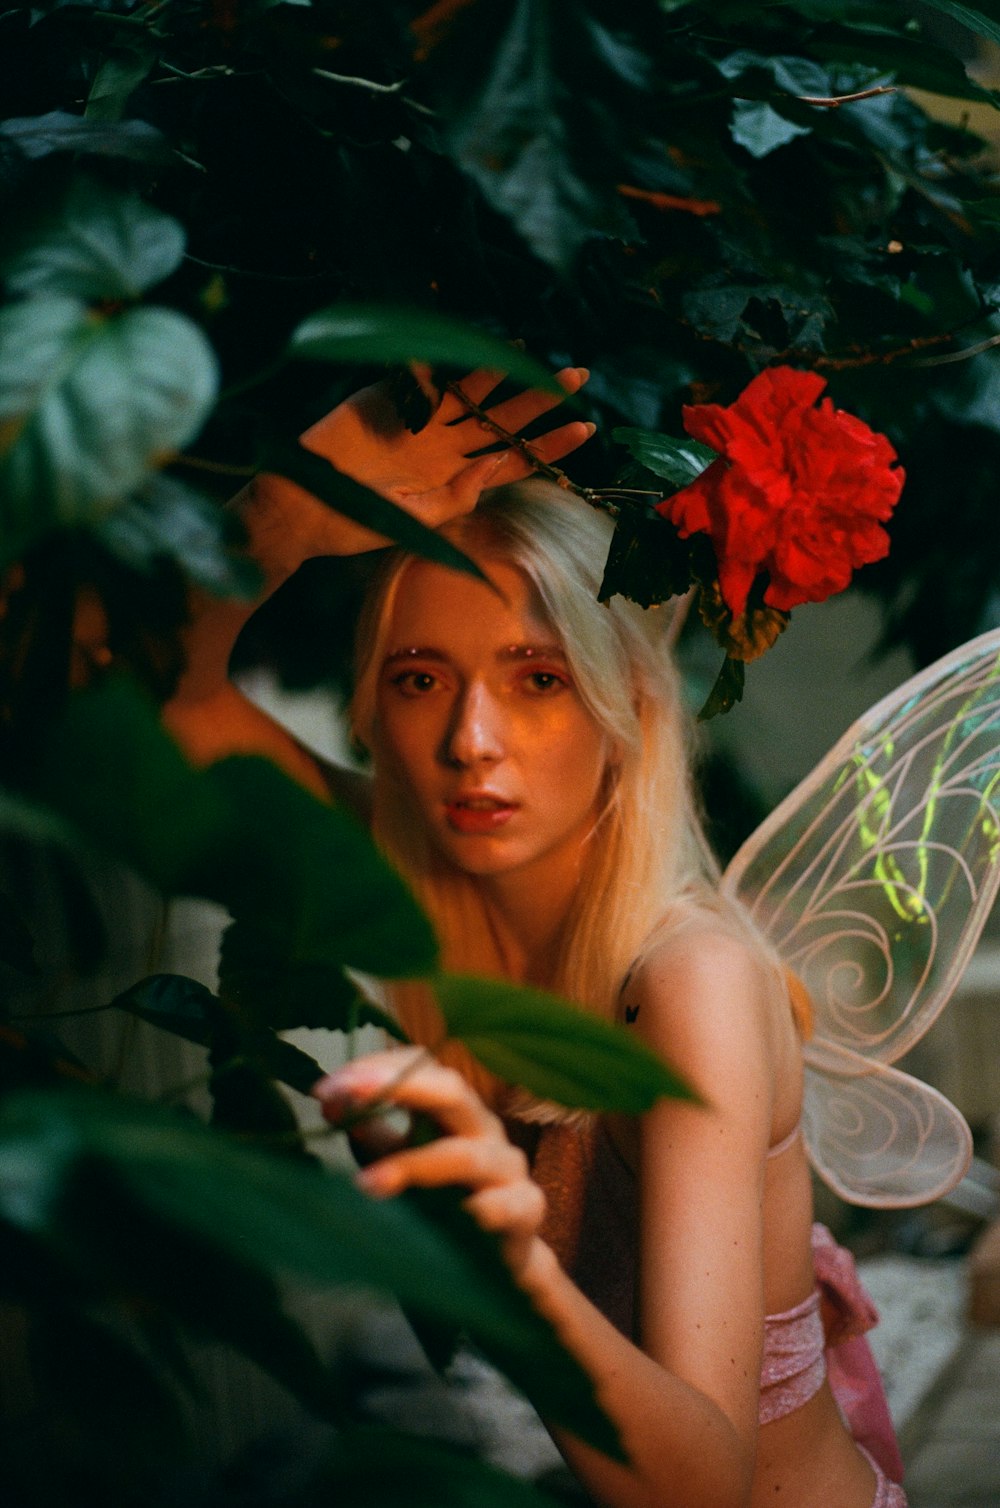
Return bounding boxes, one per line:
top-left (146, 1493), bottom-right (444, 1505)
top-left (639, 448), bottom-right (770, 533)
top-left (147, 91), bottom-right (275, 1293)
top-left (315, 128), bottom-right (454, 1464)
top-left (254, 365), bottom-right (593, 564)
top-left (313, 1048), bottom-right (548, 1286)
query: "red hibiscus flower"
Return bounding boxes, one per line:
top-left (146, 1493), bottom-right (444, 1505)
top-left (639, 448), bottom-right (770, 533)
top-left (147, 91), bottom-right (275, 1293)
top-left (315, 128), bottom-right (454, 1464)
top-left (657, 367), bottom-right (904, 618)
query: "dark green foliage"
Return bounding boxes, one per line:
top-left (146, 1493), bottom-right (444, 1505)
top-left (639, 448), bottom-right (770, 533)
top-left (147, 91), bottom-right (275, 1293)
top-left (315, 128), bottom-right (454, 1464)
top-left (3, 1), bottom-right (1000, 1500)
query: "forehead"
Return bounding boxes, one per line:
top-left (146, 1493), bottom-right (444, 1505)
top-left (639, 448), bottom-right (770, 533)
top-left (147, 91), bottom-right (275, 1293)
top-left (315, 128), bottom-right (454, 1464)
top-left (385, 556), bottom-right (557, 649)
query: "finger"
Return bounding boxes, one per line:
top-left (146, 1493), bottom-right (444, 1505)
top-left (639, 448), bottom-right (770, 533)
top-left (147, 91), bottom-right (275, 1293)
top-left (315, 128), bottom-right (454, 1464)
top-left (356, 1134), bottom-right (528, 1199)
top-left (315, 1052), bottom-right (497, 1140)
top-left (483, 420), bottom-right (596, 488)
top-left (436, 369), bottom-right (507, 423)
top-left (464, 1180), bottom-right (547, 1241)
top-left (481, 366), bottom-right (589, 436)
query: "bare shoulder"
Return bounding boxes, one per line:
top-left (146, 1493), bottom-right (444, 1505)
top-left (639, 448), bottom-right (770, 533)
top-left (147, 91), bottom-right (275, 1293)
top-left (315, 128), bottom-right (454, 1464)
top-left (621, 906), bottom-right (784, 1067)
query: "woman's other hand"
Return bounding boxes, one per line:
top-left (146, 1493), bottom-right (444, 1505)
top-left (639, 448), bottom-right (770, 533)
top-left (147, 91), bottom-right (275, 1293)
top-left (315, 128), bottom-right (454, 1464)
top-left (252, 365), bottom-right (593, 568)
top-left (313, 1047), bottom-right (548, 1285)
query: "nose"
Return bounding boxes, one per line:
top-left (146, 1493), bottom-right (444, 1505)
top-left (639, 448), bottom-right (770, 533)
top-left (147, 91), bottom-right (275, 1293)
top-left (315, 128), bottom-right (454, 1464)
top-left (442, 682), bottom-right (505, 768)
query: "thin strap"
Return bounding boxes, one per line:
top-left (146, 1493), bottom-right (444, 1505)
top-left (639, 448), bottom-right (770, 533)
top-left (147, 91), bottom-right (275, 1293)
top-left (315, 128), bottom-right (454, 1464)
top-left (767, 1121), bottom-right (802, 1161)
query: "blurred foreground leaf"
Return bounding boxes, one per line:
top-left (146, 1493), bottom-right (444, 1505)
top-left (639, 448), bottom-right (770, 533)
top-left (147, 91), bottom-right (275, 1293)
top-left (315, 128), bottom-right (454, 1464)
top-left (435, 975), bottom-right (696, 1110)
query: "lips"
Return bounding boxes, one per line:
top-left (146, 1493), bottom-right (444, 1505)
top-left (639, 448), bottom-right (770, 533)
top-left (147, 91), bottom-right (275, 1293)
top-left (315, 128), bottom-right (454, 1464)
top-left (444, 794), bottom-right (517, 834)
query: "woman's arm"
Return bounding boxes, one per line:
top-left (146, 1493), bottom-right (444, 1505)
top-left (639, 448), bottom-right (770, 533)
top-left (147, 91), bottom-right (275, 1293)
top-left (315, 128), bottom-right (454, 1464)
top-left (313, 931), bottom-right (782, 1508)
top-left (162, 366), bottom-right (592, 793)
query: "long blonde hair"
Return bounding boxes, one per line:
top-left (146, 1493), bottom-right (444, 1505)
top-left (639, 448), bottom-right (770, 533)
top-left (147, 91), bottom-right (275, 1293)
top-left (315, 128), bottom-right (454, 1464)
top-left (350, 481), bottom-right (724, 1104)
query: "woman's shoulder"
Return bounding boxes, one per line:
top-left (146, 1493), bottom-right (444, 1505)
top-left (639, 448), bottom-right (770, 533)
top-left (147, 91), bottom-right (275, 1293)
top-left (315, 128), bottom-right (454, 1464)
top-left (621, 900), bottom-right (786, 1055)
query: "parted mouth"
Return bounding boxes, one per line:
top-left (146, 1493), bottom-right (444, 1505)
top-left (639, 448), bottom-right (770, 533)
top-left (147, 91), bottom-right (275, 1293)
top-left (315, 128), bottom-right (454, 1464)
top-left (450, 795), bottom-right (515, 810)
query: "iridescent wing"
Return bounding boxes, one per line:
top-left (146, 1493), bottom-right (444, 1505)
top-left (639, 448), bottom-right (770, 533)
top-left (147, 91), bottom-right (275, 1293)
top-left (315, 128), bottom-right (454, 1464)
top-left (722, 627), bottom-right (1000, 1206)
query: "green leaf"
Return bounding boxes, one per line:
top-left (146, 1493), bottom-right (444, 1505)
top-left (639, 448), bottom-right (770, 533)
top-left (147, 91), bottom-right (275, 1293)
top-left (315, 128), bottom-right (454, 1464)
top-left (916, 0), bottom-right (1000, 48)
top-left (0, 111), bottom-right (171, 165)
top-left (0, 891), bottom-right (38, 975)
top-left (731, 100), bottom-right (812, 158)
top-left (113, 973), bottom-right (329, 1096)
top-left (697, 656), bottom-right (745, 721)
top-left (321, 1424), bottom-right (562, 1508)
top-left (613, 426), bottom-right (718, 487)
top-left (218, 936), bottom-right (406, 1038)
top-left (434, 974), bottom-right (696, 1111)
top-left (2, 177), bottom-right (186, 301)
top-left (207, 757), bottom-right (439, 977)
top-left (423, 0), bottom-right (652, 269)
top-left (0, 1086), bottom-right (620, 1453)
top-left (598, 507), bottom-right (694, 609)
top-left (94, 475), bottom-right (261, 599)
top-left (262, 437), bottom-right (490, 583)
top-left (290, 305), bottom-right (562, 393)
top-left (86, 50), bottom-right (159, 124)
top-left (0, 297), bottom-right (218, 561)
top-left (37, 679), bottom-right (438, 978)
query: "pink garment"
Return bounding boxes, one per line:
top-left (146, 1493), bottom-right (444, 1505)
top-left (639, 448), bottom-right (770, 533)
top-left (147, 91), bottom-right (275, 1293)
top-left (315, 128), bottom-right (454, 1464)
top-left (758, 1288), bottom-right (827, 1424)
top-left (860, 1447), bottom-right (908, 1508)
top-left (811, 1224), bottom-right (905, 1486)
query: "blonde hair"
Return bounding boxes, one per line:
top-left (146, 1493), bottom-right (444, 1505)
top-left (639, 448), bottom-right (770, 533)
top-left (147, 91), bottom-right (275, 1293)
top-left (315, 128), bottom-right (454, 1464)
top-left (350, 481), bottom-right (724, 1107)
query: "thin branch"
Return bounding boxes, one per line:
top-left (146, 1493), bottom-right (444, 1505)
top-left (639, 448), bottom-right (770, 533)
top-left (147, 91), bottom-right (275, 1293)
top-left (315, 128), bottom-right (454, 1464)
top-left (907, 329), bottom-right (1000, 367)
top-left (173, 453), bottom-right (257, 478)
top-left (313, 68), bottom-right (435, 116)
top-left (794, 85), bottom-right (897, 108)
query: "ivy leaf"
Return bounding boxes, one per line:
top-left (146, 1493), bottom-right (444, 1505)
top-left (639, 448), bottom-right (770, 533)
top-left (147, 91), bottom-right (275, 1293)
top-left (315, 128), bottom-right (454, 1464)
top-left (94, 475), bottom-right (261, 599)
top-left (613, 426), bottom-right (717, 487)
top-left (0, 297), bottom-right (218, 562)
top-left (2, 177), bottom-right (186, 301)
top-left (598, 507), bottom-right (695, 609)
top-left (434, 974), bottom-right (696, 1111)
top-left (290, 305), bottom-right (562, 394)
top-left (0, 111), bottom-right (172, 166)
top-left (263, 438), bottom-right (489, 583)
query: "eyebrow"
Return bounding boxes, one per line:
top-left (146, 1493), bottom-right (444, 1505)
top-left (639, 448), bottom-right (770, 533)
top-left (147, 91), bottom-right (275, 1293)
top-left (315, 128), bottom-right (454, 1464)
top-left (382, 642), bottom-right (568, 667)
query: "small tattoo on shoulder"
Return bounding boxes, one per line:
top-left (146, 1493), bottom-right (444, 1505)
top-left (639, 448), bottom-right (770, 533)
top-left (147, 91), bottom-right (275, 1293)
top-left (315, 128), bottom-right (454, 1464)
top-left (624, 1003), bottom-right (640, 1024)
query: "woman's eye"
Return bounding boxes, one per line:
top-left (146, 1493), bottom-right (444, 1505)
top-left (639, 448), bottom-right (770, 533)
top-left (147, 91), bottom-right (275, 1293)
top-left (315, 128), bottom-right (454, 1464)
top-left (392, 670), bottom-right (439, 695)
top-left (523, 670), bottom-right (566, 694)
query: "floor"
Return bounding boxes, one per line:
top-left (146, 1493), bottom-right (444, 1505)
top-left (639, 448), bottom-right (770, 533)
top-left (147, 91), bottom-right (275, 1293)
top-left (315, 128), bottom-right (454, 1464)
top-left (859, 1255), bottom-right (1000, 1507)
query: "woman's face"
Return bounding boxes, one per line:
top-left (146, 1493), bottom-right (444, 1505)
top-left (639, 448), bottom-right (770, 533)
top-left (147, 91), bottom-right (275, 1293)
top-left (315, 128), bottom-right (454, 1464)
top-left (373, 555), bottom-right (612, 898)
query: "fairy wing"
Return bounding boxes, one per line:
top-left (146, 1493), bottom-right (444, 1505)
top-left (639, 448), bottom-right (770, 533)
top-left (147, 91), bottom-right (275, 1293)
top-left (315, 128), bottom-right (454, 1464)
top-left (721, 626), bottom-right (1000, 1206)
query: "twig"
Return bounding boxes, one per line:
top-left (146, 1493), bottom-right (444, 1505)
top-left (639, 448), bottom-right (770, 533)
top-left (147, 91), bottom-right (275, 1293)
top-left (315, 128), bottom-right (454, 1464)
top-left (794, 85), bottom-right (897, 108)
top-left (313, 68), bottom-right (435, 115)
top-left (444, 381), bottom-right (652, 515)
top-left (907, 329), bottom-right (1000, 367)
top-left (174, 453), bottom-right (257, 478)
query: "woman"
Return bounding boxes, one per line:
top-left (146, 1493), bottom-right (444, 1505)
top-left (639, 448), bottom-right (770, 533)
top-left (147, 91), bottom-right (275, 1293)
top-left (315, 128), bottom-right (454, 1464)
top-left (166, 367), bottom-right (904, 1508)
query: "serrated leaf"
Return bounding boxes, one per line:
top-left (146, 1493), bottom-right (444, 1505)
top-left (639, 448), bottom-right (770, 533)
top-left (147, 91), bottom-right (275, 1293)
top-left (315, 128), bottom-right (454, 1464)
top-left (263, 438), bottom-right (489, 583)
top-left (0, 298), bottom-right (218, 561)
top-left (95, 475), bottom-right (261, 599)
top-left (613, 426), bottom-right (717, 486)
top-left (0, 111), bottom-right (172, 165)
top-left (434, 974), bottom-right (696, 1110)
top-left (290, 305), bottom-right (561, 394)
top-left (2, 177), bottom-right (186, 301)
top-left (0, 1086), bottom-right (620, 1453)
